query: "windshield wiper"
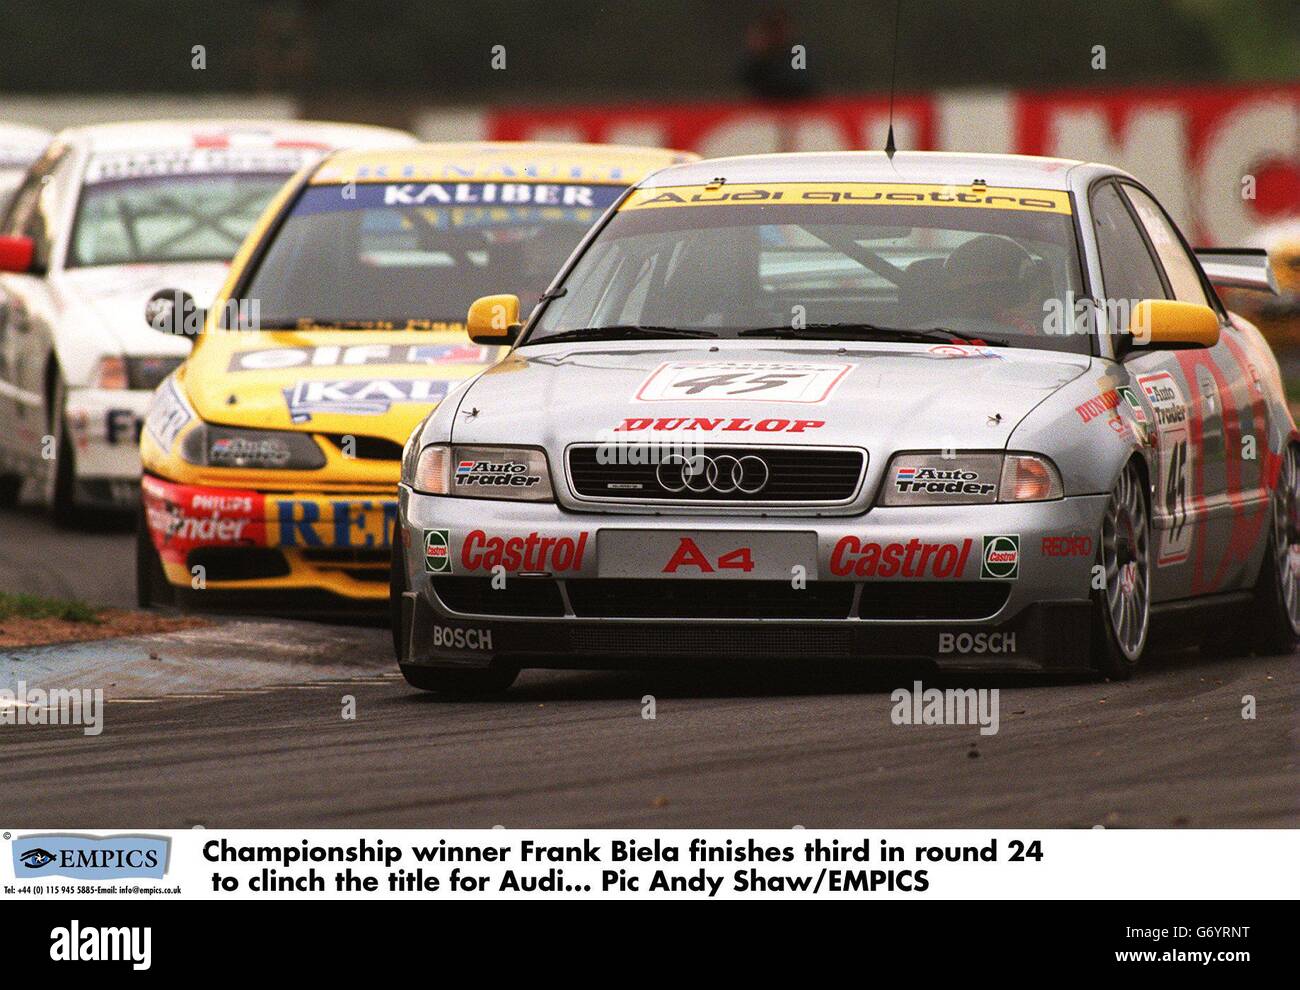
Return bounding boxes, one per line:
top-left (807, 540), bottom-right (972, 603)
top-left (737, 323), bottom-right (1009, 346)
top-left (525, 325), bottom-right (719, 344)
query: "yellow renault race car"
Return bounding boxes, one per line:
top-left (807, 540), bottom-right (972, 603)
top-left (137, 141), bottom-right (695, 614)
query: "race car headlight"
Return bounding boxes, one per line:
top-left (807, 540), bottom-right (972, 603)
top-left (881, 452), bottom-right (1062, 505)
top-left (412, 445), bottom-right (450, 493)
top-left (999, 454), bottom-right (1064, 502)
top-left (180, 423), bottom-right (326, 470)
top-left (413, 444), bottom-right (553, 501)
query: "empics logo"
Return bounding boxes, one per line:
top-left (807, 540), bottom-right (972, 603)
top-left (18, 848), bottom-right (55, 868)
top-left (981, 535), bottom-right (1020, 580)
top-left (13, 834), bottom-right (169, 880)
top-left (424, 529), bottom-right (451, 573)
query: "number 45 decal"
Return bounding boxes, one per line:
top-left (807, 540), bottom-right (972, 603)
top-left (1159, 436), bottom-right (1193, 566)
top-left (663, 537), bottom-right (755, 573)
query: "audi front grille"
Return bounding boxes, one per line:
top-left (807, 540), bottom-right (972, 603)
top-left (566, 444), bottom-right (866, 504)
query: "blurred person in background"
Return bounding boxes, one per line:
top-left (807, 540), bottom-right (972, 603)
top-left (739, 4), bottom-right (821, 102)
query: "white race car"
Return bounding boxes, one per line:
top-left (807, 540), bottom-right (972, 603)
top-left (0, 122), bottom-right (51, 215)
top-left (0, 119), bottom-right (414, 521)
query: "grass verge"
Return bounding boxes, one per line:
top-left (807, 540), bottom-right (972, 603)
top-left (0, 592), bottom-right (102, 624)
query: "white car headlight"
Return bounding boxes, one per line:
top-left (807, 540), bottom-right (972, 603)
top-left (413, 444), bottom-right (553, 501)
top-left (881, 452), bottom-right (1061, 505)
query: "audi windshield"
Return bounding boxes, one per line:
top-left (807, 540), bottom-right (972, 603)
top-left (527, 188), bottom-right (1090, 353)
top-left (240, 181), bottom-right (628, 327)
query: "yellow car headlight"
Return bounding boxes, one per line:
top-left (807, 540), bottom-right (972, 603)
top-left (180, 423), bottom-right (326, 470)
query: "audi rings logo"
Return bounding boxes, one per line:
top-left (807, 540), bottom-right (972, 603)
top-left (655, 453), bottom-right (770, 495)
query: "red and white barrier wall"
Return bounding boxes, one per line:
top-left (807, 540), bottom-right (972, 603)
top-left (416, 84), bottom-right (1300, 247)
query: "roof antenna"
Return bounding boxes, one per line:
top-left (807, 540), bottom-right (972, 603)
top-left (884, 0), bottom-right (901, 160)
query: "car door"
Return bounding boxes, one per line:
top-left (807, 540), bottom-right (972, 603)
top-left (0, 143), bottom-right (70, 463)
top-left (1119, 181), bottom-right (1269, 597)
top-left (1088, 178), bottom-right (1225, 602)
top-left (0, 155), bottom-right (47, 461)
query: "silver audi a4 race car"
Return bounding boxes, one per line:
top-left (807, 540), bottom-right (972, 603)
top-left (391, 151), bottom-right (1298, 693)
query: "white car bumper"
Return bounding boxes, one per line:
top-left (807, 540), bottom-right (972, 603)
top-left (64, 386), bottom-right (152, 506)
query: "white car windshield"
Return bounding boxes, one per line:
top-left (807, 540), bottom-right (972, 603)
top-left (69, 172), bottom-right (293, 267)
top-left (528, 197), bottom-right (1091, 353)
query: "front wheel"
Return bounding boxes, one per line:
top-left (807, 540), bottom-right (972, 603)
top-left (1091, 459), bottom-right (1151, 679)
top-left (45, 375), bottom-right (79, 527)
top-left (1250, 444), bottom-right (1300, 656)
top-left (135, 501), bottom-right (174, 608)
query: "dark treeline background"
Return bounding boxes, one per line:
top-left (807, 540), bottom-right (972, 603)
top-left (0, 0), bottom-right (1296, 102)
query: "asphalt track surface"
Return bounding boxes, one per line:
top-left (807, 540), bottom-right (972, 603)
top-left (1, 505), bottom-right (1296, 827)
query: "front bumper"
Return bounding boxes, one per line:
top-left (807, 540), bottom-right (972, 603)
top-left (142, 474), bottom-right (397, 606)
top-left (398, 488), bottom-right (1108, 672)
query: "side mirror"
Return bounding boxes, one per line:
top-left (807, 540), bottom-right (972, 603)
top-left (467, 293), bottom-right (521, 345)
top-left (145, 288), bottom-right (204, 336)
top-left (1127, 299), bottom-right (1220, 350)
top-left (0, 235), bottom-right (35, 274)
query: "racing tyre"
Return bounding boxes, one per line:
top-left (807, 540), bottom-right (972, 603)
top-left (45, 375), bottom-right (79, 527)
top-left (135, 502), bottom-right (174, 608)
top-left (1248, 444), bottom-right (1300, 656)
top-left (401, 663), bottom-right (519, 697)
top-left (1090, 459), bottom-right (1151, 679)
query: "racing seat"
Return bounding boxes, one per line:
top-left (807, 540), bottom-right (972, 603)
top-left (654, 226), bottom-right (763, 328)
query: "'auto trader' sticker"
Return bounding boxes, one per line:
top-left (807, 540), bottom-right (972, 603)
top-left (893, 465), bottom-right (996, 499)
top-left (1137, 371), bottom-right (1192, 567)
top-left (635, 361), bottom-right (852, 403)
top-left (283, 379), bottom-right (450, 421)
